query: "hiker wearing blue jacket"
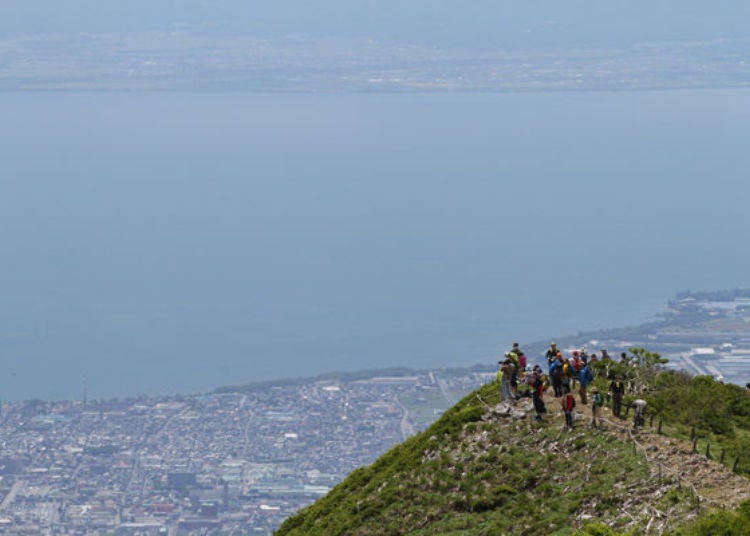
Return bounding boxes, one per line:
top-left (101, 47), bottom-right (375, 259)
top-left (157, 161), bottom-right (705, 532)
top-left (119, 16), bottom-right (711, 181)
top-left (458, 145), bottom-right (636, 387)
top-left (549, 356), bottom-right (564, 397)
top-left (578, 362), bottom-right (594, 404)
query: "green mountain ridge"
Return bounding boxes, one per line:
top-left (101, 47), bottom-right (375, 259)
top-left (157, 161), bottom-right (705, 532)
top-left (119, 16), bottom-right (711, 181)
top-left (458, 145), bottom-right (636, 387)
top-left (276, 353), bottom-right (750, 535)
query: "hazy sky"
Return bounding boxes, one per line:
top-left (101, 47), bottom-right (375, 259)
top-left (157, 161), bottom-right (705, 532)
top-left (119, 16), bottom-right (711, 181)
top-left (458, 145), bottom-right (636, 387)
top-left (2, 1), bottom-right (749, 47)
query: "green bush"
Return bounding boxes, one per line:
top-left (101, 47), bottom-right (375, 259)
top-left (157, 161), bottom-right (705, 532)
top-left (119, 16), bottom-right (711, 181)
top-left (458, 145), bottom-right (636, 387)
top-left (573, 523), bottom-right (621, 536)
top-left (672, 500), bottom-right (750, 535)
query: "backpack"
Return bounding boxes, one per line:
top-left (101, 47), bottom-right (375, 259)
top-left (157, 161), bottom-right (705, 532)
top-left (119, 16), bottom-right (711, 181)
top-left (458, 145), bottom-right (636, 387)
top-left (585, 367), bottom-right (594, 383)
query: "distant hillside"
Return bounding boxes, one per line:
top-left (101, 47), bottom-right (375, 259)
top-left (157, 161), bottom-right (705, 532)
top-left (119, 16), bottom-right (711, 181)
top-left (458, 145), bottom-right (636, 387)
top-left (276, 353), bottom-right (750, 535)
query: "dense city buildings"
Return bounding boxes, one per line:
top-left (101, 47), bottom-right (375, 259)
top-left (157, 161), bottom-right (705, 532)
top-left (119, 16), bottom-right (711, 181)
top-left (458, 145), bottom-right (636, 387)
top-left (0, 368), bottom-right (484, 535)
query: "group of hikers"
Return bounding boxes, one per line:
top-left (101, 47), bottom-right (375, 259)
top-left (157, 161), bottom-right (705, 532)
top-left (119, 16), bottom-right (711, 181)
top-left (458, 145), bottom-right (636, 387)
top-left (497, 341), bottom-right (632, 429)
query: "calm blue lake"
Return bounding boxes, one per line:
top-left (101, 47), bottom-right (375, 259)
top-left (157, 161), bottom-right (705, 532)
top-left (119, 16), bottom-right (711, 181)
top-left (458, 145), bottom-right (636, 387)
top-left (1, 90), bottom-right (749, 400)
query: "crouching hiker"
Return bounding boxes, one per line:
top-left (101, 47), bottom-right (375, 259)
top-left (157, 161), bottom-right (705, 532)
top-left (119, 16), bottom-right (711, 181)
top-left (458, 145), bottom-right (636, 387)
top-left (591, 387), bottom-right (604, 428)
top-left (561, 390), bottom-right (576, 429)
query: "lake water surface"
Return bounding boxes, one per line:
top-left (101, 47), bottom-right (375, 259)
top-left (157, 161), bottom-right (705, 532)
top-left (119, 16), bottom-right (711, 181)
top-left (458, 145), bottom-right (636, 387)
top-left (1, 90), bottom-right (749, 399)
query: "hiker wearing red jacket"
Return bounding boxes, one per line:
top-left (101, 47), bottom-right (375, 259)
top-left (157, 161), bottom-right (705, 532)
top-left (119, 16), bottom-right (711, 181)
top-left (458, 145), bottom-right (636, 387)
top-left (561, 391), bottom-right (576, 429)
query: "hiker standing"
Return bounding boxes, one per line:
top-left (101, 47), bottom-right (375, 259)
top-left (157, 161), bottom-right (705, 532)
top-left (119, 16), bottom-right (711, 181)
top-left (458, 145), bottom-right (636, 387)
top-left (633, 399), bottom-right (647, 428)
top-left (610, 375), bottom-right (625, 418)
top-left (505, 351), bottom-right (520, 398)
top-left (571, 351), bottom-right (582, 389)
top-left (499, 358), bottom-right (516, 403)
top-left (518, 352), bottom-right (527, 378)
top-left (561, 357), bottom-right (573, 395)
top-left (561, 390), bottom-right (576, 429)
top-left (546, 342), bottom-right (559, 372)
top-left (578, 361), bottom-right (594, 405)
top-left (591, 387), bottom-right (604, 428)
top-left (530, 366), bottom-right (547, 421)
top-left (549, 355), bottom-right (564, 397)
top-left (573, 351), bottom-right (582, 370)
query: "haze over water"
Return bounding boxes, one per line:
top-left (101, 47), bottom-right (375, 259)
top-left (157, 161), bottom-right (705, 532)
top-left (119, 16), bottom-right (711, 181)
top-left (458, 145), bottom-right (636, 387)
top-left (2, 90), bottom-right (750, 400)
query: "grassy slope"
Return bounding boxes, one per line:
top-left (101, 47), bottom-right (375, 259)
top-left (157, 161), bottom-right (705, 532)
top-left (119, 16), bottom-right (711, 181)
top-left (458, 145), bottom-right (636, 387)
top-left (276, 381), bottom-right (705, 536)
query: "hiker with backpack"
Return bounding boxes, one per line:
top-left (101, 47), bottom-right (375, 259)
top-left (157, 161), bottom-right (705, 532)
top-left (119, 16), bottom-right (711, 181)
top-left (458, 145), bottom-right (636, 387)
top-left (578, 360), bottom-right (594, 404)
top-left (591, 387), bottom-right (604, 428)
top-left (572, 351), bottom-right (582, 389)
top-left (561, 357), bottom-right (574, 394)
top-left (610, 375), bottom-right (625, 418)
top-left (498, 358), bottom-right (516, 403)
top-left (561, 390), bottom-right (576, 429)
top-left (518, 351), bottom-right (527, 378)
top-left (546, 342), bottom-right (559, 372)
top-left (549, 355), bottom-right (564, 397)
top-left (529, 365), bottom-right (547, 421)
top-left (505, 351), bottom-right (520, 398)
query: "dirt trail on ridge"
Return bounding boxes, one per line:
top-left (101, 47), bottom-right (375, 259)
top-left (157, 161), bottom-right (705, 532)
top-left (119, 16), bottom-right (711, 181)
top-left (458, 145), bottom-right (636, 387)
top-left (552, 395), bottom-right (750, 509)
